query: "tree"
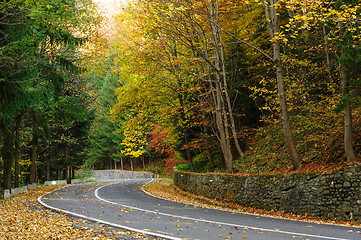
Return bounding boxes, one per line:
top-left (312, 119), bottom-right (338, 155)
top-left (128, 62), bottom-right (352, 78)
top-left (0, 0), bottom-right (101, 188)
top-left (282, 0), bottom-right (361, 162)
top-left (261, 0), bottom-right (302, 169)
top-left (84, 49), bottom-right (125, 170)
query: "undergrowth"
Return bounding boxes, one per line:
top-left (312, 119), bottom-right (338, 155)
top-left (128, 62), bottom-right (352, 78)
top-left (236, 106), bottom-right (361, 175)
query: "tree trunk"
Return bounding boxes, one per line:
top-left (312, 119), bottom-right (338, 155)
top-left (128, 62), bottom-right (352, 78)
top-left (68, 166), bottom-right (72, 184)
top-left (14, 114), bottom-right (22, 188)
top-left (2, 130), bottom-right (14, 190)
top-left (340, 62), bottom-right (356, 161)
top-left (214, 81), bottom-right (233, 172)
top-left (130, 158), bottom-right (134, 171)
top-left (121, 157), bottom-right (124, 170)
top-left (29, 113), bottom-right (38, 184)
top-left (72, 167), bottom-right (75, 180)
top-left (212, 0), bottom-right (244, 158)
top-left (56, 164), bottom-right (60, 180)
top-left (210, 1), bottom-right (233, 172)
top-left (142, 156), bottom-right (145, 169)
top-left (337, 21), bottom-right (356, 162)
top-left (62, 167), bottom-right (68, 181)
top-left (263, 0), bottom-right (301, 170)
top-left (46, 147), bottom-right (51, 181)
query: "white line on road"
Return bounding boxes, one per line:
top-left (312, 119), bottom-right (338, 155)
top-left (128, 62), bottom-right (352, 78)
top-left (95, 181), bottom-right (353, 240)
top-left (37, 182), bottom-right (183, 240)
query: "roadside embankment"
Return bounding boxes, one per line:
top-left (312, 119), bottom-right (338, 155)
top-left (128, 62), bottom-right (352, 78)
top-left (174, 164), bottom-right (361, 223)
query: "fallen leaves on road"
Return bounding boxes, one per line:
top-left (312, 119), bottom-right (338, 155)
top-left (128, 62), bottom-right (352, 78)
top-left (0, 185), bottom-right (110, 239)
top-left (0, 185), bottom-right (158, 240)
top-left (143, 178), bottom-right (361, 228)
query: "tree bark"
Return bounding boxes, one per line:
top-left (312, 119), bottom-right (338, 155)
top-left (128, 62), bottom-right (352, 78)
top-left (211, 1), bottom-right (234, 172)
top-left (263, 0), bottom-right (301, 170)
top-left (29, 112), bottom-right (38, 184)
top-left (2, 130), bottom-right (14, 190)
top-left (62, 167), bottom-right (68, 181)
top-left (46, 147), bottom-right (51, 181)
top-left (72, 167), bottom-right (75, 180)
top-left (336, 20), bottom-right (356, 162)
top-left (142, 156), bottom-right (145, 169)
top-left (340, 62), bottom-right (356, 162)
top-left (14, 114), bottom-right (22, 188)
top-left (213, 0), bottom-right (244, 158)
top-left (68, 166), bottom-right (72, 184)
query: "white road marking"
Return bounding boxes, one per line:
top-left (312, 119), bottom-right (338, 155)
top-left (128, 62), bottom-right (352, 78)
top-left (95, 181), bottom-right (353, 240)
top-left (37, 182), bottom-right (182, 240)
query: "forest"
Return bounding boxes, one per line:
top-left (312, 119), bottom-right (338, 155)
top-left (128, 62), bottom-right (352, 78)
top-left (1, 0), bottom-right (360, 191)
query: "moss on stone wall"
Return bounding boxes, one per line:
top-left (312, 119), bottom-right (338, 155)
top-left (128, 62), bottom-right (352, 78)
top-left (174, 165), bottom-right (361, 223)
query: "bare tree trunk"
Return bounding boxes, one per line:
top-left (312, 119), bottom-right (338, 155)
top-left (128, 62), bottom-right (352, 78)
top-left (121, 157), bottom-right (124, 170)
top-left (210, 1), bottom-right (233, 172)
top-left (46, 147), bottom-right (51, 181)
top-left (130, 158), bottom-right (134, 171)
top-left (72, 167), bottom-right (75, 180)
top-left (214, 81), bottom-right (233, 172)
top-left (212, 0), bottom-right (244, 158)
top-left (263, 0), bottom-right (301, 170)
top-left (29, 112), bottom-right (37, 184)
top-left (56, 164), bottom-right (60, 180)
top-left (336, 20), bottom-right (356, 162)
top-left (14, 114), bottom-right (22, 188)
top-left (340, 62), bottom-right (356, 162)
top-left (68, 166), bottom-right (72, 184)
top-left (142, 156), bottom-right (145, 169)
top-left (63, 167), bottom-right (68, 181)
top-left (2, 130), bottom-right (14, 190)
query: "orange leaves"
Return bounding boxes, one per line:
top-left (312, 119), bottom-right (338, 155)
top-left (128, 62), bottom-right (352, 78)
top-left (0, 186), bottom-right (110, 239)
top-left (0, 186), bottom-right (151, 239)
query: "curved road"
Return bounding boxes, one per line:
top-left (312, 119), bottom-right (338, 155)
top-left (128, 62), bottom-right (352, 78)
top-left (38, 179), bottom-right (361, 240)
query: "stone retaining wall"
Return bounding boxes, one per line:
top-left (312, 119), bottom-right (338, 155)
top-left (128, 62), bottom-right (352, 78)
top-left (174, 164), bottom-right (361, 223)
top-left (91, 170), bottom-right (158, 180)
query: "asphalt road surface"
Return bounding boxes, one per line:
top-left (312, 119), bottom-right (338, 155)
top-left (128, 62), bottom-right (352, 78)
top-left (38, 179), bottom-right (361, 240)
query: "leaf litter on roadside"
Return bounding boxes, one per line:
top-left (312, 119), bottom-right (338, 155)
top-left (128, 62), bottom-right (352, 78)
top-left (143, 178), bottom-right (361, 228)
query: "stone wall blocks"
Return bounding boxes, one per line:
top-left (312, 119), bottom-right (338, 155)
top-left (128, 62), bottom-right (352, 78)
top-left (174, 164), bottom-right (361, 223)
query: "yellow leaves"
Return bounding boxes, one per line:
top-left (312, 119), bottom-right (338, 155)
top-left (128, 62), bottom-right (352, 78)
top-left (0, 186), bottom-right (113, 239)
top-left (120, 116), bottom-right (148, 158)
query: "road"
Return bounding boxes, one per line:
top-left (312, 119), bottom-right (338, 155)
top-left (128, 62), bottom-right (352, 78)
top-left (38, 179), bottom-right (361, 240)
